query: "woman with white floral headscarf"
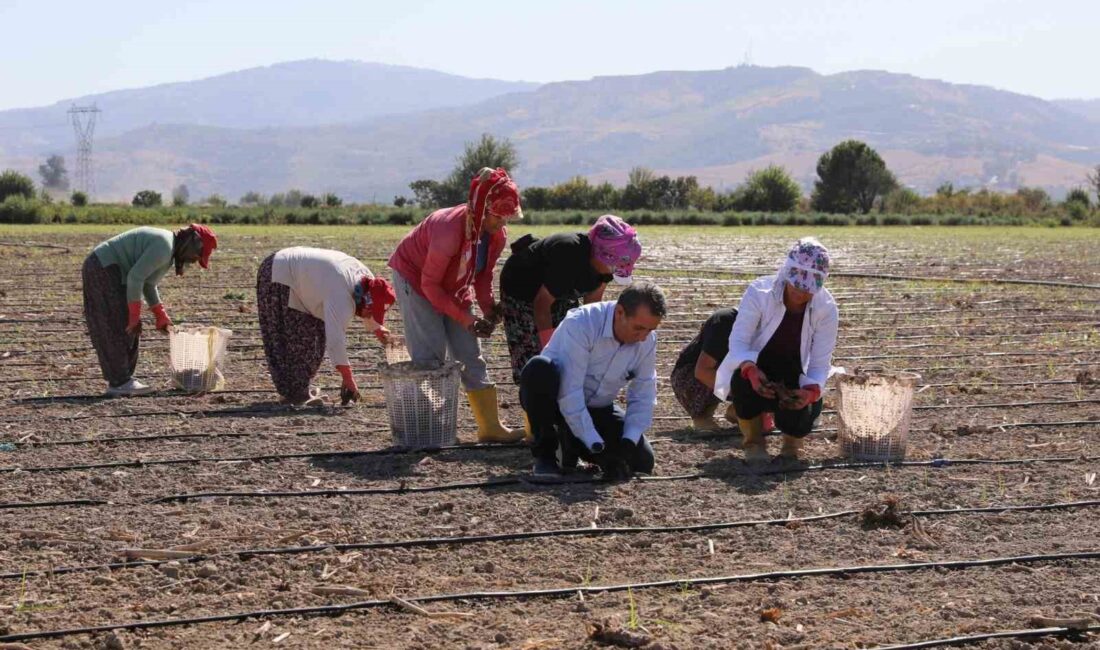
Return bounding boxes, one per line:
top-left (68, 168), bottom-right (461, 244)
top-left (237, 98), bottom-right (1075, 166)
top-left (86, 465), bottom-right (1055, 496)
top-left (713, 237), bottom-right (839, 462)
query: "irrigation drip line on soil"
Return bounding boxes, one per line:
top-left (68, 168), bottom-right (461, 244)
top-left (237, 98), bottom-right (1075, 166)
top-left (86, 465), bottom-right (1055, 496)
top-left (1, 454), bottom-right (1085, 511)
top-left (2, 551), bottom-right (1098, 644)
top-left (4, 499), bottom-right (1098, 583)
top-left (872, 626), bottom-right (1100, 650)
top-left (4, 418), bottom-right (1098, 454)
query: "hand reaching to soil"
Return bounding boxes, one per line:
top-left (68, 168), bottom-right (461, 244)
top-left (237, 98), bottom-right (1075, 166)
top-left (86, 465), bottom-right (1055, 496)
top-left (741, 363), bottom-right (775, 399)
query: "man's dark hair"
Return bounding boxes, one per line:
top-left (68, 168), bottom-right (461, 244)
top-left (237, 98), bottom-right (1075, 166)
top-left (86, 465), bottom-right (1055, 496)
top-left (617, 281), bottom-right (667, 318)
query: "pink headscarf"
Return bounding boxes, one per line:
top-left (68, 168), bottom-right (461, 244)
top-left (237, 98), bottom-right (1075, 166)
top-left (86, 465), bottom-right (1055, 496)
top-left (588, 214), bottom-right (642, 285)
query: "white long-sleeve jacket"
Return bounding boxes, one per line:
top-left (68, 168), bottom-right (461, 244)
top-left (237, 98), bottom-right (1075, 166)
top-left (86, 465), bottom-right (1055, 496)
top-left (714, 274), bottom-right (840, 401)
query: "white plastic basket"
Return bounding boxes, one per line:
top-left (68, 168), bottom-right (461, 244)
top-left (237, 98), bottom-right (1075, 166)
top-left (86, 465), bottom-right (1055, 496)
top-left (169, 326), bottom-right (233, 393)
top-left (836, 370), bottom-right (921, 462)
top-left (381, 361), bottom-right (460, 449)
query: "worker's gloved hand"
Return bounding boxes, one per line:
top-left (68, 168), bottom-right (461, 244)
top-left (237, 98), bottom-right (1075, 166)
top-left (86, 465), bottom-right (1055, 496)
top-left (787, 384), bottom-right (822, 410)
top-left (538, 328), bottom-right (554, 350)
top-left (336, 365), bottom-right (359, 406)
top-left (126, 302), bottom-right (143, 337)
top-left (151, 304), bottom-right (173, 332)
top-left (468, 317), bottom-right (495, 338)
top-left (741, 363), bottom-right (775, 399)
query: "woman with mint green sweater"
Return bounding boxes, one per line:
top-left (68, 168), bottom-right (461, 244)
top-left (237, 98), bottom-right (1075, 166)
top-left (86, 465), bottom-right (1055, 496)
top-left (82, 225), bottom-right (218, 396)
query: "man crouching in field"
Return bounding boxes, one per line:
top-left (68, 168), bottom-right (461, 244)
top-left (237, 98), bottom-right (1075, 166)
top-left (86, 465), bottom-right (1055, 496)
top-left (519, 282), bottom-right (665, 480)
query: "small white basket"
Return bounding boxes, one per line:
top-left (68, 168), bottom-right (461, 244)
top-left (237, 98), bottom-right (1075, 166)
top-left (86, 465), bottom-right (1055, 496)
top-left (381, 361), bottom-right (460, 449)
top-left (169, 326), bottom-right (233, 393)
top-left (836, 370), bottom-right (921, 462)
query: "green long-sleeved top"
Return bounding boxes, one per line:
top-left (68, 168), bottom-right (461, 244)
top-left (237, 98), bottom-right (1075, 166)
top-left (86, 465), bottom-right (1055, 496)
top-left (92, 227), bottom-right (175, 306)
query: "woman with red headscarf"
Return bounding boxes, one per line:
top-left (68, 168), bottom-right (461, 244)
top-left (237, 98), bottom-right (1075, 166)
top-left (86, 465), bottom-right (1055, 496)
top-left (257, 247), bottom-right (396, 407)
top-left (82, 224), bottom-right (217, 396)
top-left (388, 167), bottom-right (523, 442)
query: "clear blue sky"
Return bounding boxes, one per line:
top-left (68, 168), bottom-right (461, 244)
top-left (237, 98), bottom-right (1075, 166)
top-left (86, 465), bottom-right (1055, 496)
top-left (1, 0), bottom-right (1096, 111)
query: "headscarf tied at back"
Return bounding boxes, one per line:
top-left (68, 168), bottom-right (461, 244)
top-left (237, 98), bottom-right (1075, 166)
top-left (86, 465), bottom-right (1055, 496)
top-left (189, 224), bottom-right (218, 269)
top-left (465, 167), bottom-right (522, 241)
top-left (354, 276), bottom-right (397, 326)
top-left (780, 237), bottom-right (830, 294)
top-left (588, 214), bottom-right (642, 285)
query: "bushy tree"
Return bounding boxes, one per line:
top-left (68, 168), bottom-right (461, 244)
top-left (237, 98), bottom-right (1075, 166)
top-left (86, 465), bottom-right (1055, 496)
top-left (239, 191), bottom-right (265, 206)
top-left (1065, 187), bottom-right (1091, 208)
top-left (322, 192), bottom-right (342, 207)
top-left (172, 184), bottom-right (190, 207)
top-left (811, 140), bottom-right (898, 213)
top-left (520, 186), bottom-right (550, 210)
top-left (300, 194), bottom-right (319, 208)
top-left (71, 190), bottom-right (88, 207)
top-left (38, 155), bottom-right (68, 190)
top-left (732, 165), bottom-right (801, 212)
top-left (131, 190), bottom-right (163, 207)
top-left (203, 194), bottom-right (227, 208)
top-left (1015, 186), bottom-right (1051, 212)
top-left (441, 133), bottom-right (519, 206)
top-left (880, 187), bottom-right (922, 214)
top-left (0, 169), bottom-right (36, 202)
top-left (408, 179), bottom-right (444, 209)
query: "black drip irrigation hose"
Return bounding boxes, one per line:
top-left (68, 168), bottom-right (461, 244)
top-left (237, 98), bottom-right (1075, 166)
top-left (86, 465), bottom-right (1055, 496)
top-left (9, 394), bottom-right (1100, 426)
top-left (4, 420), bottom-right (1100, 473)
top-left (1, 551), bottom-right (1098, 644)
top-left (0, 440), bottom-right (526, 473)
top-left (0, 498), bottom-right (108, 510)
top-left (873, 625), bottom-right (1100, 650)
top-left (1, 454), bottom-right (1097, 510)
top-left (4, 499), bottom-right (1098, 583)
top-left (0, 453), bottom-right (1075, 510)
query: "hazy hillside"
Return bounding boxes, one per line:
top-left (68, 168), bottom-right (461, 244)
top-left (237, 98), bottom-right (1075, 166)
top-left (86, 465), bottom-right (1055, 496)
top-left (0, 60), bottom-right (538, 157)
top-left (1054, 99), bottom-right (1100, 122)
top-left (3, 63), bottom-right (1097, 202)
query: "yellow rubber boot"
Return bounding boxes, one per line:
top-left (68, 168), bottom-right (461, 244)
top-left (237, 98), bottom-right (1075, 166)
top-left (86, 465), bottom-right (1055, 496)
top-left (467, 386), bottom-right (524, 443)
top-left (737, 415), bottom-right (769, 463)
top-left (522, 410), bottom-right (534, 444)
top-left (780, 434), bottom-right (803, 460)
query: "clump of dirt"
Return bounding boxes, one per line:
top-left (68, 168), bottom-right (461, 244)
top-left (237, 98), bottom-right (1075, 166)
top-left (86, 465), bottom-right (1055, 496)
top-left (587, 621), bottom-right (653, 648)
top-left (860, 494), bottom-right (910, 529)
top-left (1076, 370), bottom-right (1097, 385)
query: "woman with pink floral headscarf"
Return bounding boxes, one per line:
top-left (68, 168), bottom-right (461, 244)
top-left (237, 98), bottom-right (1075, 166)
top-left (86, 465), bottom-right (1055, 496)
top-left (499, 215), bottom-right (642, 437)
top-left (388, 167), bottom-right (524, 443)
top-left (712, 237), bottom-right (840, 463)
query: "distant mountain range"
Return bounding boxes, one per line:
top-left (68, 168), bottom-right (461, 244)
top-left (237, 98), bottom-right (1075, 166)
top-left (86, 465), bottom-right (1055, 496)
top-left (0, 60), bottom-right (1096, 202)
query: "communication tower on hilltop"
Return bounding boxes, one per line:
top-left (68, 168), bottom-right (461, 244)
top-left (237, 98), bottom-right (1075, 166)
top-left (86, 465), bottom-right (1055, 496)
top-left (68, 104), bottom-right (101, 196)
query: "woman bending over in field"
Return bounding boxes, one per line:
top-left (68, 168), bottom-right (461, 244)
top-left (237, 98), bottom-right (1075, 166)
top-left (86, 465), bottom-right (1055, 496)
top-left (82, 225), bottom-right (217, 396)
top-left (257, 247), bottom-right (396, 407)
top-left (387, 167), bottom-right (524, 442)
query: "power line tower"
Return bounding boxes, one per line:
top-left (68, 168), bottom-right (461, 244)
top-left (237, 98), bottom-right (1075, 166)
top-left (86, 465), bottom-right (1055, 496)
top-left (68, 104), bottom-right (101, 196)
